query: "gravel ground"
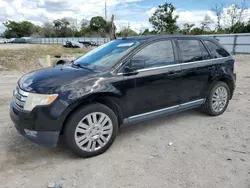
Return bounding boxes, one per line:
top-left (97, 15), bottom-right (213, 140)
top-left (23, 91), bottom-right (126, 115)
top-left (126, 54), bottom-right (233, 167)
top-left (0, 56), bottom-right (249, 188)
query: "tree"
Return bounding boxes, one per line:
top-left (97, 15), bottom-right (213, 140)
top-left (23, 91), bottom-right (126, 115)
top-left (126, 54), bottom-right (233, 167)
top-left (60, 18), bottom-right (72, 37)
top-left (180, 23), bottom-right (195, 34)
top-left (53, 19), bottom-right (62, 30)
top-left (90, 16), bottom-right (107, 31)
top-left (40, 22), bottom-right (55, 37)
top-left (228, 19), bottom-right (250, 33)
top-left (211, 4), bottom-right (224, 31)
top-left (190, 27), bottom-right (203, 35)
top-left (149, 2), bottom-right (179, 34)
top-left (200, 14), bottom-right (213, 32)
top-left (117, 25), bottom-right (137, 37)
top-left (53, 19), bottom-right (62, 37)
top-left (80, 19), bottom-right (90, 30)
top-left (3, 20), bottom-right (40, 38)
top-left (53, 18), bottom-right (73, 37)
top-left (60, 18), bottom-right (70, 28)
top-left (225, 0), bottom-right (247, 33)
top-left (140, 29), bottom-right (157, 35)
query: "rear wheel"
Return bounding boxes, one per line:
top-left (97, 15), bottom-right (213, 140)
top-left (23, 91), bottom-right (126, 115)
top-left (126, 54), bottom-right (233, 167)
top-left (201, 81), bottom-right (230, 116)
top-left (64, 103), bottom-right (118, 157)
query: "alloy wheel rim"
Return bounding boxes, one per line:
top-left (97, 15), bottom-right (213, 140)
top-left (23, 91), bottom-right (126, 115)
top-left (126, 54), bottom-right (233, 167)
top-left (74, 112), bottom-right (113, 152)
top-left (212, 86), bottom-right (228, 113)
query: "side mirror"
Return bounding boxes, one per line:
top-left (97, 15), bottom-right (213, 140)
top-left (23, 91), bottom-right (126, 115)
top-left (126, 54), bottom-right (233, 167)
top-left (125, 59), bottom-right (145, 72)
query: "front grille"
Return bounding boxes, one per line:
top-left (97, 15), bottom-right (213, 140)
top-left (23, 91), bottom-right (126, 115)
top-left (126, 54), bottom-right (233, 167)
top-left (13, 86), bottom-right (29, 109)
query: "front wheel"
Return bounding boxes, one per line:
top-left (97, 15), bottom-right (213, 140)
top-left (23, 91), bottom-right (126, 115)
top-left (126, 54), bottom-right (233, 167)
top-left (201, 81), bottom-right (230, 116)
top-left (64, 103), bottom-right (118, 157)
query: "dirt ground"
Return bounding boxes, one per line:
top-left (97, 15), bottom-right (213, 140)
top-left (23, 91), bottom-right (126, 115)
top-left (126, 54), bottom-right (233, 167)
top-left (0, 55), bottom-right (249, 188)
top-left (0, 44), bottom-right (89, 72)
top-left (0, 43), bottom-right (36, 50)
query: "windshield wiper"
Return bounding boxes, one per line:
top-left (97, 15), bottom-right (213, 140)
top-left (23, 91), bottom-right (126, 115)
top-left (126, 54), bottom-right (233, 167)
top-left (72, 63), bottom-right (94, 72)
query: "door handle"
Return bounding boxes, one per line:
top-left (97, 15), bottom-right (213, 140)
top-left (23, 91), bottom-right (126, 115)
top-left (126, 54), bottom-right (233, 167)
top-left (208, 66), bottom-right (215, 71)
top-left (166, 71), bottom-right (179, 79)
top-left (123, 71), bottom-right (139, 76)
top-left (168, 71), bottom-right (177, 75)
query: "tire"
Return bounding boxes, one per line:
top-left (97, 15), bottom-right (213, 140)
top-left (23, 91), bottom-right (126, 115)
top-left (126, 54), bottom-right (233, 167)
top-left (64, 103), bottom-right (118, 157)
top-left (201, 81), bottom-right (230, 116)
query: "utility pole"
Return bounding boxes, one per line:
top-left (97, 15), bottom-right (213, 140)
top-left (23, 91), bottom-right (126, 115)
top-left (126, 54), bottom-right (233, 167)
top-left (105, 0), bottom-right (107, 20)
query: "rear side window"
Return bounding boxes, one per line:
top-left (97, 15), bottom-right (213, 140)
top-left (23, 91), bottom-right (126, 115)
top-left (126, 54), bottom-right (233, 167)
top-left (177, 40), bottom-right (210, 63)
top-left (133, 40), bottom-right (175, 68)
top-left (204, 40), bottom-right (230, 58)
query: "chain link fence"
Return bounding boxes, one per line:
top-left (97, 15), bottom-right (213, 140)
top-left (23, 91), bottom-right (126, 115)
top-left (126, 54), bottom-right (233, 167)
top-left (29, 37), bottom-right (110, 46)
top-left (3, 34), bottom-right (250, 54)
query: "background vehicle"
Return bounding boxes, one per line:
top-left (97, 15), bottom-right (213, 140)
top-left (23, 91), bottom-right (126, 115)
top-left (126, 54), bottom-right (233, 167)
top-left (6, 38), bottom-right (15, 43)
top-left (10, 35), bottom-right (236, 158)
top-left (79, 41), bottom-right (98, 47)
top-left (0, 38), bottom-right (7, 44)
top-left (11, 38), bottom-right (27, 44)
top-left (63, 41), bottom-right (84, 48)
top-left (90, 41), bottom-right (98, 46)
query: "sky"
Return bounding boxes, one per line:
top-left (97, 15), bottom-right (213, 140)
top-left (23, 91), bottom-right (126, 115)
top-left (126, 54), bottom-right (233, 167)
top-left (0, 0), bottom-right (250, 34)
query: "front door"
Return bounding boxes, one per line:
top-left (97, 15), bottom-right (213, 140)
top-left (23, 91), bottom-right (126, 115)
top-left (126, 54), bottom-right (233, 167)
top-left (121, 40), bottom-right (182, 118)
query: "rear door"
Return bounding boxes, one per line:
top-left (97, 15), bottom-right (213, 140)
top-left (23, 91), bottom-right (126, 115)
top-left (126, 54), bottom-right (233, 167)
top-left (176, 38), bottom-right (212, 105)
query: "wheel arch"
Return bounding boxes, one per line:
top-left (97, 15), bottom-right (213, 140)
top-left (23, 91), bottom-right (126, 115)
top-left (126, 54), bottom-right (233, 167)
top-left (60, 93), bottom-right (124, 135)
top-left (208, 76), bottom-right (235, 99)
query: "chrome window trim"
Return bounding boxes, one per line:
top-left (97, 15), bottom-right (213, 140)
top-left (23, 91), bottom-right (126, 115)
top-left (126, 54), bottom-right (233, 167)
top-left (137, 63), bottom-right (180, 72)
top-left (117, 57), bottom-right (228, 76)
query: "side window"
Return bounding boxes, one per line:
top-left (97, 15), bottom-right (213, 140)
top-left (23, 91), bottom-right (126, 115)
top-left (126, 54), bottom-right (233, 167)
top-left (204, 40), bottom-right (230, 58)
top-left (132, 40), bottom-right (175, 69)
top-left (178, 40), bottom-right (210, 63)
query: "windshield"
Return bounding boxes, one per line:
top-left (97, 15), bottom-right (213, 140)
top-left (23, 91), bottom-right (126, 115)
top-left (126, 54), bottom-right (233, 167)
top-left (73, 39), bottom-right (140, 71)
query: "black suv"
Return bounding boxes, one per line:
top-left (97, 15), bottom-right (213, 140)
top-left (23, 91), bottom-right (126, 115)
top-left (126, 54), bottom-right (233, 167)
top-left (10, 35), bottom-right (236, 157)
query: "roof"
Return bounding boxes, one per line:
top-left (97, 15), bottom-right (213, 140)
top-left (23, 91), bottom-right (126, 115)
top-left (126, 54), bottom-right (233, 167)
top-left (121, 34), bottom-right (213, 41)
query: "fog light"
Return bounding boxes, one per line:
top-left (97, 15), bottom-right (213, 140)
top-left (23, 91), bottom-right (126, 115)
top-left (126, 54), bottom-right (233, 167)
top-left (24, 129), bottom-right (37, 137)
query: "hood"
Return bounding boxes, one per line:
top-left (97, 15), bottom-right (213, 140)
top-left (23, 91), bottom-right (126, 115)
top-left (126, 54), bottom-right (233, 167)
top-left (18, 64), bottom-right (97, 93)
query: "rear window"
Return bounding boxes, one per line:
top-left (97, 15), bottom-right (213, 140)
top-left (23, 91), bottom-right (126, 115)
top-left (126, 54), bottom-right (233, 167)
top-left (204, 40), bottom-right (230, 58)
top-left (178, 40), bottom-right (210, 63)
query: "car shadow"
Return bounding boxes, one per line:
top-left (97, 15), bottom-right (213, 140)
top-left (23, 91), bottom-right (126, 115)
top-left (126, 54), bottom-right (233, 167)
top-left (119, 109), bottom-right (206, 135)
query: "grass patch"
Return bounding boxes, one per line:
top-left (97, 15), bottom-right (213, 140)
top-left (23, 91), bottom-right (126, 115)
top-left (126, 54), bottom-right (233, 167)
top-left (0, 44), bottom-right (91, 72)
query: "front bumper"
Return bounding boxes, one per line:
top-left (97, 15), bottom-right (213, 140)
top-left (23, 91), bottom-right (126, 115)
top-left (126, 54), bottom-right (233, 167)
top-left (9, 98), bottom-right (67, 147)
top-left (14, 123), bottom-right (60, 147)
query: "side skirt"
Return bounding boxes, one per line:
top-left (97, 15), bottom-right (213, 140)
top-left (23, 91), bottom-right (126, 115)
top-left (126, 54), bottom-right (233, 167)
top-left (122, 99), bottom-right (205, 125)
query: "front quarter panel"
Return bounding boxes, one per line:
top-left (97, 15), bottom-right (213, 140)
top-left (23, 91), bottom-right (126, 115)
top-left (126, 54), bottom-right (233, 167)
top-left (55, 72), bottom-right (125, 116)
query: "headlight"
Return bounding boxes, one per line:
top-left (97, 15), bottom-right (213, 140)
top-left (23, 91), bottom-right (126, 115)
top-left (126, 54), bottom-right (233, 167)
top-left (24, 93), bottom-right (58, 111)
